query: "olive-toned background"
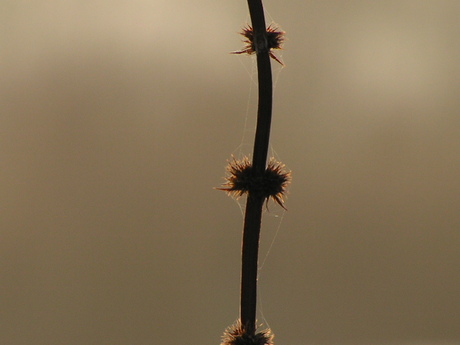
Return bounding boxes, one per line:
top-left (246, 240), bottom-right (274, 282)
top-left (1, 1), bottom-right (459, 344)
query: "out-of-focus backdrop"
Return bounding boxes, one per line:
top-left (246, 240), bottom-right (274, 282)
top-left (1, 1), bottom-right (459, 344)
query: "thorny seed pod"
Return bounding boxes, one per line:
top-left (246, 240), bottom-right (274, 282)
top-left (217, 156), bottom-right (291, 210)
top-left (231, 24), bottom-right (285, 65)
top-left (221, 320), bottom-right (274, 345)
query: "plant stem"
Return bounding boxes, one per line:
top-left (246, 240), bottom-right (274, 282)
top-left (248, 0), bottom-right (273, 175)
top-left (240, 0), bottom-right (273, 335)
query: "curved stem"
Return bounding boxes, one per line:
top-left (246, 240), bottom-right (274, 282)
top-left (240, 0), bottom-right (273, 334)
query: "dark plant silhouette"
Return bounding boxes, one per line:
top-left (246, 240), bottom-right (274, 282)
top-left (231, 24), bottom-right (285, 66)
top-left (218, 1), bottom-right (290, 344)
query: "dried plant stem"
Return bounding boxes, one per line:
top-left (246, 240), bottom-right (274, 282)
top-left (219, 1), bottom-right (289, 343)
top-left (240, 195), bottom-right (264, 334)
top-left (240, 0), bottom-right (273, 335)
top-left (248, 0), bottom-right (273, 174)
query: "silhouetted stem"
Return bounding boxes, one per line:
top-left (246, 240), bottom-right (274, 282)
top-left (240, 194), bottom-right (264, 334)
top-left (240, 0), bottom-right (273, 335)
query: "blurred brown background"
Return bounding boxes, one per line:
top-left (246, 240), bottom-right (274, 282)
top-left (1, 1), bottom-right (459, 344)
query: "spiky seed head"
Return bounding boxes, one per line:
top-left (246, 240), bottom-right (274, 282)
top-left (221, 320), bottom-right (274, 345)
top-left (231, 24), bottom-right (285, 65)
top-left (217, 156), bottom-right (291, 210)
